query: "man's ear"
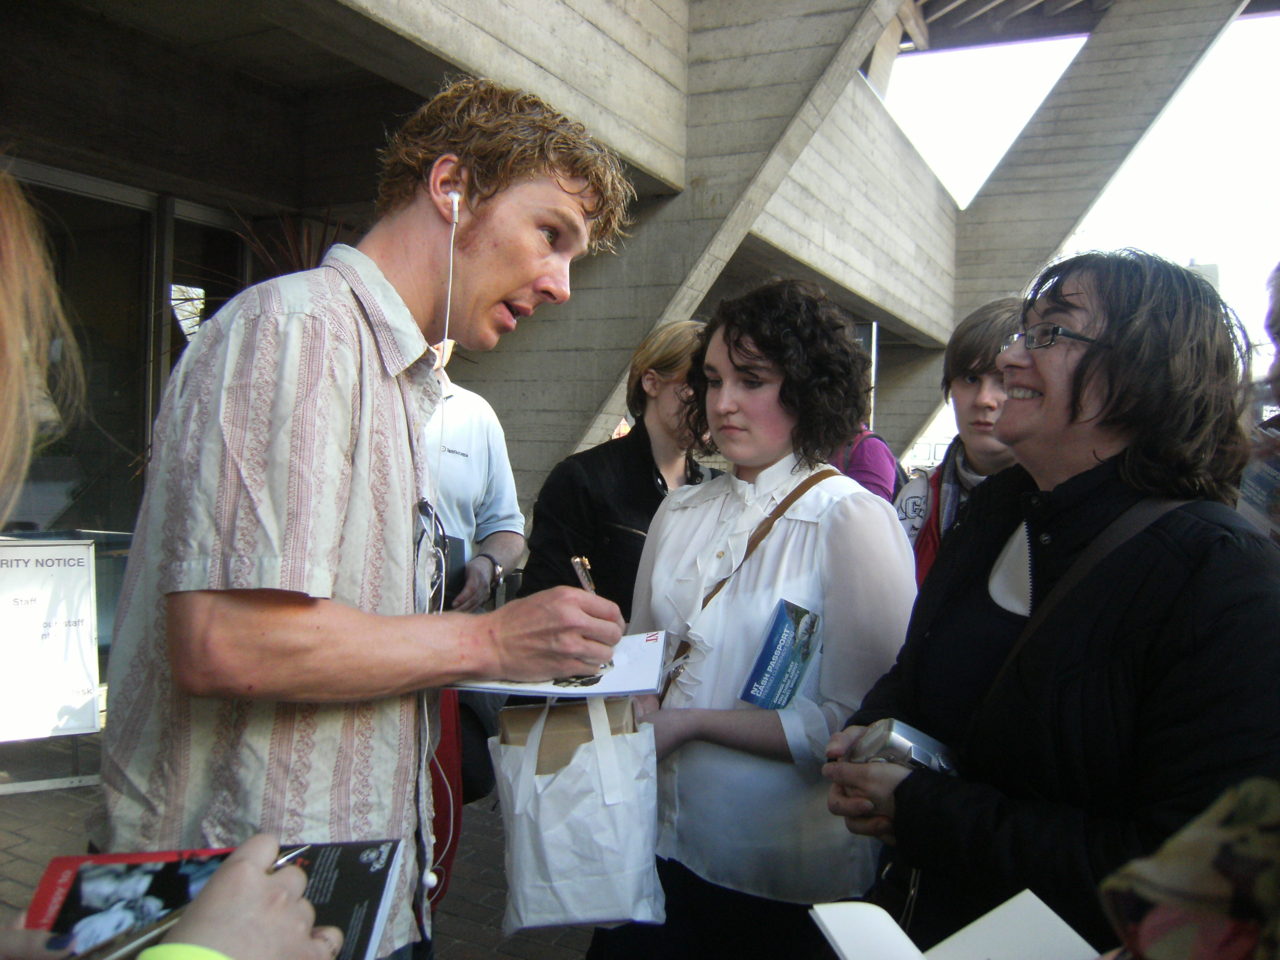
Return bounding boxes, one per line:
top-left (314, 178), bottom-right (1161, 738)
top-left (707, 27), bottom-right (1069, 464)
top-left (426, 154), bottom-right (468, 224)
top-left (641, 369), bottom-right (661, 399)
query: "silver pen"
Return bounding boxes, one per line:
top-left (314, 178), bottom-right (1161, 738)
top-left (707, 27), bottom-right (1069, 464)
top-left (570, 555), bottom-right (596, 593)
top-left (569, 556), bottom-right (613, 673)
top-left (272, 844), bottom-right (313, 870)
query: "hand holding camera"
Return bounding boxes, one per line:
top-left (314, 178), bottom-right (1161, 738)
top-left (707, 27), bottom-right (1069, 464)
top-left (824, 719), bottom-right (956, 842)
top-left (843, 718), bottom-right (956, 775)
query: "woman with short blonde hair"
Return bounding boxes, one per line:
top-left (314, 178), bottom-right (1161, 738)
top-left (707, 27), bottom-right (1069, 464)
top-left (521, 319), bottom-right (715, 619)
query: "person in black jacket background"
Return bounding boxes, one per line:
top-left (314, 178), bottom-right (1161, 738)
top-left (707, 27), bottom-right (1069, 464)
top-left (823, 249), bottom-right (1280, 952)
top-left (519, 319), bottom-right (715, 620)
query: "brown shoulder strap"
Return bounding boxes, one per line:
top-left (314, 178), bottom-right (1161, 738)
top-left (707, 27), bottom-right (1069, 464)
top-left (662, 467), bottom-right (842, 701)
top-left (701, 468), bottom-right (840, 609)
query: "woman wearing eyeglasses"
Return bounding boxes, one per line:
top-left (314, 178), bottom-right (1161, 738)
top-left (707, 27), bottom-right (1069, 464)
top-left (824, 249), bottom-right (1280, 954)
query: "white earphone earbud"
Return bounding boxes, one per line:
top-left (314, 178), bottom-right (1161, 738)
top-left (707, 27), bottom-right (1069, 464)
top-left (448, 191), bottom-right (461, 224)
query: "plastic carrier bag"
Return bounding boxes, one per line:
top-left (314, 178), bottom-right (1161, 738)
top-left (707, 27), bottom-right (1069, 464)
top-left (489, 696), bottom-right (665, 934)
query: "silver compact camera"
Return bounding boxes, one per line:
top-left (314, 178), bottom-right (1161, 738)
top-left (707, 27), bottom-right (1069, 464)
top-left (845, 717), bottom-right (956, 775)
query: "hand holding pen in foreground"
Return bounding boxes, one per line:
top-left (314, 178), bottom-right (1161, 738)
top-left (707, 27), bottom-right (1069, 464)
top-left (162, 834), bottom-right (342, 960)
top-left (570, 557), bottom-right (616, 673)
top-left (479, 552), bottom-right (622, 681)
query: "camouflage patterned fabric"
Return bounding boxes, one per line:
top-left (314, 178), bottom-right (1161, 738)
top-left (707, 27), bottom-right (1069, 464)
top-left (1100, 777), bottom-right (1280, 960)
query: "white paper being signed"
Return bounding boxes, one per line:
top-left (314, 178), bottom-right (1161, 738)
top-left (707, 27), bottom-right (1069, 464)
top-left (449, 630), bottom-right (665, 698)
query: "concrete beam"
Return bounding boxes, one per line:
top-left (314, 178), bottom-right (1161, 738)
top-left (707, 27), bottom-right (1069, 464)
top-left (876, 344), bottom-right (949, 454)
top-left (955, 0), bottom-right (1246, 317)
top-left (463, 0), bottom-right (908, 501)
top-left (0, 1), bottom-right (301, 212)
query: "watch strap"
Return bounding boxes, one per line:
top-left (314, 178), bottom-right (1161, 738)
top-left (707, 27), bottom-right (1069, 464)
top-left (476, 552), bottom-right (503, 584)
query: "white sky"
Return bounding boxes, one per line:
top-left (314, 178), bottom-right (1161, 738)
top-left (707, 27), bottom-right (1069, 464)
top-left (882, 13), bottom-right (1280, 377)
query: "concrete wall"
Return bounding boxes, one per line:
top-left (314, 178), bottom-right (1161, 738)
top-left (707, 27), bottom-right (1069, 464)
top-left (1, 2), bottom-right (301, 212)
top-left (756, 74), bottom-right (955, 347)
top-left (750, 70), bottom-right (957, 454)
top-left (264, 0), bottom-right (690, 191)
top-left (956, 0), bottom-right (1246, 316)
top-left (463, 0), bottom-right (919, 501)
top-left (876, 344), bottom-right (947, 451)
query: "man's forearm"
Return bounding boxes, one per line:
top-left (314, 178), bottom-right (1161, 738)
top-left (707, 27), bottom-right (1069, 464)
top-left (475, 530), bottom-right (525, 572)
top-left (166, 586), bottom-right (622, 702)
top-left (167, 590), bottom-right (496, 701)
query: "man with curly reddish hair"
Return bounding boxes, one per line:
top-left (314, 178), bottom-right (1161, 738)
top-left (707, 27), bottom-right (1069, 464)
top-left (374, 78), bottom-right (631, 248)
top-left (95, 76), bottom-right (634, 960)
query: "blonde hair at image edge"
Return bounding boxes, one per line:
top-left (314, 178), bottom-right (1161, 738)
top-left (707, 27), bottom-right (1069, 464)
top-left (0, 169), bottom-right (82, 523)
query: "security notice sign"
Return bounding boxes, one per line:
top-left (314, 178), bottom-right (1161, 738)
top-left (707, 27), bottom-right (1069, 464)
top-left (0, 540), bottom-right (99, 742)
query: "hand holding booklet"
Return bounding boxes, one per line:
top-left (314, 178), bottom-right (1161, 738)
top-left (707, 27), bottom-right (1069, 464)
top-left (810, 889), bottom-right (1096, 960)
top-left (25, 839), bottom-right (403, 959)
top-left (451, 629), bottom-right (666, 697)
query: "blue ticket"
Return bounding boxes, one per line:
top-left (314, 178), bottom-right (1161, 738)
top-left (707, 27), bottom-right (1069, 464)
top-left (740, 599), bottom-right (820, 709)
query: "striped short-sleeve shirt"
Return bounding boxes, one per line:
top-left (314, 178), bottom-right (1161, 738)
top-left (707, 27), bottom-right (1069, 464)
top-left (94, 245), bottom-right (441, 955)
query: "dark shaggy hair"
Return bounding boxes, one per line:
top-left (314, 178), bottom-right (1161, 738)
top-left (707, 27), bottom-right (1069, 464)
top-left (942, 297), bottom-right (1021, 399)
top-left (1025, 249), bottom-right (1250, 504)
top-left (684, 279), bottom-right (872, 471)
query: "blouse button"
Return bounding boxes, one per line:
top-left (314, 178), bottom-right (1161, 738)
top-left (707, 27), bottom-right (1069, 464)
top-left (716, 550), bottom-right (725, 559)
top-left (1038, 532), bottom-right (1052, 545)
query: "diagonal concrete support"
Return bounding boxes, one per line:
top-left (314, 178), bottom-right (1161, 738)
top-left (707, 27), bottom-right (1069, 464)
top-left (563, 0), bottom-right (904, 450)
top-left (666, 0), bottom-right (903, 329)
top-left (466, 0), bottom-right (904, 495)
top-left (955, 0), bottom-right (1245, 318)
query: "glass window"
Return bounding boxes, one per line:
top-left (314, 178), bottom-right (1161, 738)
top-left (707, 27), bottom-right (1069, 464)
top-left (11, 187), bottom-right (150, 535)
top-left (5, 178), bottom-right (246, 655)
top-left (171, 218), bottom-right (245, 362)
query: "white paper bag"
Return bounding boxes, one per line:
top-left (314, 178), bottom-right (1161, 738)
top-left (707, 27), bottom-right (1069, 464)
top-left (489, 696), bottom-right (665, 934)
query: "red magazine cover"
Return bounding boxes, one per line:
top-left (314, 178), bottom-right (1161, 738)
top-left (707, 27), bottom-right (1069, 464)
top-left (26, 839), bottom-right (403, 960)
top-left (27, 847), bottom-right (231, 953)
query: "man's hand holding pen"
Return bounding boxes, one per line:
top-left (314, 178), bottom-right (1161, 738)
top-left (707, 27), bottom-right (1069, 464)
top-left (571, 557), bottom-right (616, 673)
top-left (478, 583), bottom-right (623, 681)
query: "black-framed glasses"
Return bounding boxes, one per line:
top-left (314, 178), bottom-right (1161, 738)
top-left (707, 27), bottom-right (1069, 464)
top-left (415, 499), bottom-right (447, 615)
top-left (1002, 322), bottom-right (1101, 352)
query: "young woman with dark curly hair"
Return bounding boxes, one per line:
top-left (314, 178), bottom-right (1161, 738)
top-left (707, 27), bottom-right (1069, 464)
top-left (587, 279), bottom-right (916, 960)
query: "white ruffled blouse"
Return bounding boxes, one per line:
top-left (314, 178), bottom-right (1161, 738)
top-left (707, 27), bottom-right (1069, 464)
top-left (630, 453), bottom-right (917, 903)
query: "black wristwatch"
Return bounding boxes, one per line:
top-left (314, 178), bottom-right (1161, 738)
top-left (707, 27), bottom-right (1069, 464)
top-left (476, 552), bottom-right (504, 593)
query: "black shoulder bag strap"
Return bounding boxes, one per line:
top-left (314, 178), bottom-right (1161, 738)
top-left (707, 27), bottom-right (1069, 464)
top-left (979, 496), bottom-right (1188, 711)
